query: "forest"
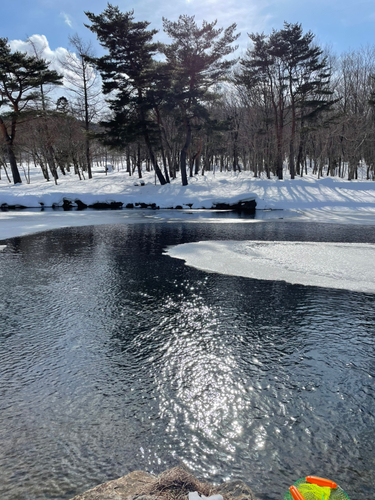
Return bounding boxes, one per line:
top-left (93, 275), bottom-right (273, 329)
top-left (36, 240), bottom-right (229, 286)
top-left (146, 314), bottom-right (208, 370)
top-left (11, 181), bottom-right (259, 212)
top-left (1, 3), bottom-right (375, 186)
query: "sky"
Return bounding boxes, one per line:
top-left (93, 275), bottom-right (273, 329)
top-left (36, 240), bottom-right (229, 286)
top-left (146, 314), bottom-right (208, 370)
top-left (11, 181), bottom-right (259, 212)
top-left (1, 0), bottom-right (375, 62)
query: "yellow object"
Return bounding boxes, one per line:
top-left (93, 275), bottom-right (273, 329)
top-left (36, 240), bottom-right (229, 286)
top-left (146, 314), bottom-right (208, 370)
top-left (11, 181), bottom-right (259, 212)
top-left (298, 483), bottom-right (331, 500)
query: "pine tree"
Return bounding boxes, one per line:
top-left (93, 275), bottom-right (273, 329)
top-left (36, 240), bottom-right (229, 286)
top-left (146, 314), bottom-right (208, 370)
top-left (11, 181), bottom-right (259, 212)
top-left (85, 4), bottom-right (168, 185)
top-left (162, 15), bottom-right (239, 185)
top-left (239, 23), bottom-right (334, 179)
top-left (0, 38), bottom-right (62, 184)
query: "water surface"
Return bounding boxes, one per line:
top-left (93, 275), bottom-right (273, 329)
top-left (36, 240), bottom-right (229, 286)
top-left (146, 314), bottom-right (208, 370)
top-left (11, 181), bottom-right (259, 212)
top-left (0, 220), bottom-right (374, 500)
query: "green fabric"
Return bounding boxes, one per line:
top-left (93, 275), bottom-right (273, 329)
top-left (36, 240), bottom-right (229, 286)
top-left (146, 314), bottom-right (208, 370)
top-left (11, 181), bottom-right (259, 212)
top-left (284, 477), bottom-right (351, 500)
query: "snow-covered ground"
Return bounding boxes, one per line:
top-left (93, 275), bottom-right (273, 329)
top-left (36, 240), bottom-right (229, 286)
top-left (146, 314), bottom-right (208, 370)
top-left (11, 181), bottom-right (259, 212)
top-left (1, 165), bottom-right (375, 212)
top-left (1, 167), bottom-right (375, 237)
top-left (1, 167), bottom-right (375, 241)
top-left (1, 166), bottom-right (375, 293)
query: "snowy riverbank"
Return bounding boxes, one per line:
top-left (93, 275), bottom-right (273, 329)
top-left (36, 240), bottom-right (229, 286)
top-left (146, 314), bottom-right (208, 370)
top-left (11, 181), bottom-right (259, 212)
top-left (1, 167), bottom-right (375, 242)
top-left (1, 167), bottom-right (375, 211)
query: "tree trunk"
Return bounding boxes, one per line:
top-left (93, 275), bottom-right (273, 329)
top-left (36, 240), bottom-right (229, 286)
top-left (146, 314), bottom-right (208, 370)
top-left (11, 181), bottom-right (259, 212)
top-left (193, 138), bottom-right (202, 175)
top-left (83, 73), bottom-right (92, 179)
top-left (137, 143), bottom-right (142, 179)
top-left (138, 91), bottom-right (166, 185)
top-left (180, 119), bottom-right (191, 186)
top-left (0, 159), bottom-right (12, 183)
top-left (0, 119), bottom-right (22, 184)
top-left (6, 143), bottom-right (22, 184)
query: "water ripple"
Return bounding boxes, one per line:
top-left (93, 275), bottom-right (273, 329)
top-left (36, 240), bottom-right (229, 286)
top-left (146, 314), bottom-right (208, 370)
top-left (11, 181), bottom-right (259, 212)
top-left (0, 222), bottom-right (374, 500)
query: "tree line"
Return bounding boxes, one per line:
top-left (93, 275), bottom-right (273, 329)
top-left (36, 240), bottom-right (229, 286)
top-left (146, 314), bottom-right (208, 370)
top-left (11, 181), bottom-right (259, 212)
top-left (1, 3), bottom-right (375, 185)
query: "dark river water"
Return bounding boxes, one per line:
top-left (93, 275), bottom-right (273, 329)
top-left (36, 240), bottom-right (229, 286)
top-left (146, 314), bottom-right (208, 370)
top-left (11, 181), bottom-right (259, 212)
top-left (0, 219), bottom-right (374, 500)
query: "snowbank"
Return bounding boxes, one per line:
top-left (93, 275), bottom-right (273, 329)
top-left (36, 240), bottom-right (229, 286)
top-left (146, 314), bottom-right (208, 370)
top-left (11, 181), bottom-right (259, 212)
top-left (1, 168), bottom-right (375, 211)
top-left (1, 167), bottom-right (375, 242)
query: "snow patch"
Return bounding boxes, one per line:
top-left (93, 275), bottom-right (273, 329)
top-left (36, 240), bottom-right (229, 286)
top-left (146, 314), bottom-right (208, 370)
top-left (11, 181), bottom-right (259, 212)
top-left (1, 168), bottom-right (375, 211)
top-left (1, 168), bottom-right (375, 241)
top-left (165, 240), bottom-right (375, 294)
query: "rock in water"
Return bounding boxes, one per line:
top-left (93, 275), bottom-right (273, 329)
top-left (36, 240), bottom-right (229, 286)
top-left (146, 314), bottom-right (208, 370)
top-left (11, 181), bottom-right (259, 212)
top-left (70, 470), bottom-right (155, 500)
top-left (69, 468), bottom-right (258, 500)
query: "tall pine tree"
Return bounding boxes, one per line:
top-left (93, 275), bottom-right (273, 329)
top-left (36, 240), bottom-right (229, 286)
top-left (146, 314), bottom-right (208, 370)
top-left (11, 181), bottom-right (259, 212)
top-left (85, 4), bottom-right (168, 185)
top-left (162, 15), bottom-right (239, 185)
top-left (0, 38), bottom-right (62, 184)
top-left (239, 22), bottom-right (334, 179)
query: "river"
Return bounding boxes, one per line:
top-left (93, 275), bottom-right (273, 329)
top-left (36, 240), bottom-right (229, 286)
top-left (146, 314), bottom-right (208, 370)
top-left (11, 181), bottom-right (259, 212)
top-left (0, 215), bottom-right (374, 500)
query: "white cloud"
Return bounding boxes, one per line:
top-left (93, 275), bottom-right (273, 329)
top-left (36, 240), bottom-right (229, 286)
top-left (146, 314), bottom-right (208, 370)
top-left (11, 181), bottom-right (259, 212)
top-left (9, 34), bottom-right (69, 74)
top-left (8, 34), bottom-right (104, 111)
top-left (60, 11), bottom-right (73, 28)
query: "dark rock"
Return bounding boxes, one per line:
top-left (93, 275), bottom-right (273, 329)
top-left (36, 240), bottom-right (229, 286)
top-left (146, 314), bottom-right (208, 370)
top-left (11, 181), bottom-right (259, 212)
top-left (1, 203), bottom-right (27, 211)
top-left (126, 203), bottom-right (135, 209)
top-left (62, 198), bottom-right (74, 210)
top-left (213, 199), bottom-right (257, 214)
top-left (89, 202), bottom-right (107, 209)
top-left (75, 199), bottom-right (88, 210)
top-left (89, 201), bottom-right (123, 209)
top-left (110, 201), bottom-right (123, 209)
top-left (212, 202), bottom-right (231, 210)
top-left (236, 200), bottom-right (257, 213)
top-left (175, 205), bottom-right (183, 209)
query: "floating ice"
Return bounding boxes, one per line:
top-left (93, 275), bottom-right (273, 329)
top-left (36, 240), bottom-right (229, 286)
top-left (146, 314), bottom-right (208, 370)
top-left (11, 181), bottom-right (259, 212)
top-left (165, 240), bottom-right (375, 294)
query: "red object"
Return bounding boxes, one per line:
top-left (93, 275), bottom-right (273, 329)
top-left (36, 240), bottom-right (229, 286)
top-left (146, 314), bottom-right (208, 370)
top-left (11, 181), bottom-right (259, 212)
top-left (306, 476), bottom-right (337, 489)
top-left (289, 486), bottom-right (305, 500)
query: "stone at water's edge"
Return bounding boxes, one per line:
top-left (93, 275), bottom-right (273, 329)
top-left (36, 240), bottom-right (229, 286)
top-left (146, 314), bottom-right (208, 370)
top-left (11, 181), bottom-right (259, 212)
top-left (70, 470), bottom-right (258, 500)
top-left (70, 470), bottom-right (156, 500)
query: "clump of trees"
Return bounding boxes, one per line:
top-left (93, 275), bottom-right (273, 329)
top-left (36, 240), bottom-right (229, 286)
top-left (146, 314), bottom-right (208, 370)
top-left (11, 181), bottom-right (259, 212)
top-left (0, 37), bottom-right (62, 183)
top-left (1, 5), bottom-right (375, 185)
top-left (237, 23), bottom-right (336, 179)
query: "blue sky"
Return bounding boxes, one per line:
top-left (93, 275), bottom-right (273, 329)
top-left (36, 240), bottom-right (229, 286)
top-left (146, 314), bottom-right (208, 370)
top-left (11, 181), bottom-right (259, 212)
top-left (1, 0), bottom-right (374, 57)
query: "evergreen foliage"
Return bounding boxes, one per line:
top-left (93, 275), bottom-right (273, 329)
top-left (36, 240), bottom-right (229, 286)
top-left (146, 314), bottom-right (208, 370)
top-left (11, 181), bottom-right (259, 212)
top-left (162, 15), bottom-right (239, 185)
top-left (0, 37), bottom-right (62, 184)
top-left (1, 12), bottom-right (375, 184)
top-left (238, 22), bottom-right (335, 179)
top-left (85, 4), bottom-right (168, 185)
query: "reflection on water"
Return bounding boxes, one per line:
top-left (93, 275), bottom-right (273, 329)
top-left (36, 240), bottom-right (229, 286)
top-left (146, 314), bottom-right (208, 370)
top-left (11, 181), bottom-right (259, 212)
top-left (0, 221), bottom-right (374, 500)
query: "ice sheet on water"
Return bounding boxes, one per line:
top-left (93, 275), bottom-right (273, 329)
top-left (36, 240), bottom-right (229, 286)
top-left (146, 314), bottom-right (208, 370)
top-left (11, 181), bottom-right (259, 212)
top-left (165, 240), bottom-right (375, 294)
